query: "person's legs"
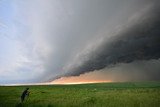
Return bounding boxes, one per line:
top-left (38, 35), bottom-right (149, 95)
top-left (21, 96), bottom-right (24, 102)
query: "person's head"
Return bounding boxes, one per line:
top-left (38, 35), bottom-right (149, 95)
top-left (26, 88), bottom-right (29, 90)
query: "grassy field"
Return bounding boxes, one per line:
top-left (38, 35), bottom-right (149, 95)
top-left (0, 82), bottom-right (160, 107)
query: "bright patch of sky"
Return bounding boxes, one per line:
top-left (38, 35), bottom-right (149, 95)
top-left (0, 0), bottom-right (46, 84)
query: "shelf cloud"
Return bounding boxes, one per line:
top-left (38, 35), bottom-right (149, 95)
top-left (0, 0), bottom-right (160, 84)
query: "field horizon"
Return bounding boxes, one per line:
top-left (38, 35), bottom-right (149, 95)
top-left (0, 81), bottom-right (160, 107)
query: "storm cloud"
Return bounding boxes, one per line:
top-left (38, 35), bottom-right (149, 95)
top-left (35, 0), bottom-right (160, 82)
top-left (0, 0), bottom-right (160, 84)
top-left (53, 59), bottom-right (160, 83)
top-left (57, 0), bottom-right (160, 79)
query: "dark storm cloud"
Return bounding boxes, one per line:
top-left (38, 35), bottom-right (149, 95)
top-left (2, 0), bottom-right (160, 84)
top-left (62, 0), bottom-right (160, 77)
top-left (74, 59), bottom-right (160, 82)
top-left (24, 0), bottom-right (160, 82)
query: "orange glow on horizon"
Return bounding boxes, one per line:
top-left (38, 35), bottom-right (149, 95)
top-left (50, 75), bottom-right (112, 85)
top-left (49, 70), bottom-right (113, 84)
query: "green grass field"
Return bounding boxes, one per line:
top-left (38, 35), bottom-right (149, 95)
top-left (0, 82), bottom-right (160, 107)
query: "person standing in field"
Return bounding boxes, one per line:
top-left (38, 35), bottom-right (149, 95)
top-left (21, 88), bottom-right (30, 102)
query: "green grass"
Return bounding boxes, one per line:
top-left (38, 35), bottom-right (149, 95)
top-left (0, 82), bottom-right (160, 107)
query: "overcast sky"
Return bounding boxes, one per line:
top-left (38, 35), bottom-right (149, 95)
top-left (0, 0), bottom-right (160, 84)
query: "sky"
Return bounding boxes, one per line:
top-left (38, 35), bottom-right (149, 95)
top-left (0, 0), bottom-right (160, 84)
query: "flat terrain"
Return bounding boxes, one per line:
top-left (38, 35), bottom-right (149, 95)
top-left (0, 82), bottom-right (160, 107)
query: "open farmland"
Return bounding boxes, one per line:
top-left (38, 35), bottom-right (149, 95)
top-left (0, 82), bottom-right (160, 107)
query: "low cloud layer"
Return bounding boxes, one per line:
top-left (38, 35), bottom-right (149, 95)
top-left (53, 59), bottom-right (160, 83)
